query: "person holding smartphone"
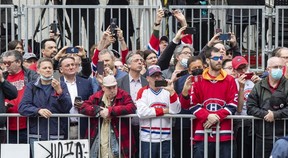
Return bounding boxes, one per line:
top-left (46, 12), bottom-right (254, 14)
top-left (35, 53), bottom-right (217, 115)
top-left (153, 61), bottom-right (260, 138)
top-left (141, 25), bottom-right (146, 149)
top-left (231, 56), bottom-right (261, 158)
top-left (18, 58), bottom-right (72, 156)
top-left (136, 65), bottom-right (181, 158)
top-left (180, 46), bottom-right (238, 158)
top-left (58, 56), bottom-right (93, 139)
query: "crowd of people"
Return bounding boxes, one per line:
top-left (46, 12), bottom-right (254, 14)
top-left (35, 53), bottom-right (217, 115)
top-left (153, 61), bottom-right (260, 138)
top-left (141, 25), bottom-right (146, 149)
top-left (0, 7), bottom-right (288, 158)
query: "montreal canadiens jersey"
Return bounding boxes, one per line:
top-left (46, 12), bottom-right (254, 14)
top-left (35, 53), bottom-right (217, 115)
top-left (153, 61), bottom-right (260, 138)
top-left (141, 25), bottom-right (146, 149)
top-left (136, 86), bottom-right (181, 142)
top-left (180, 69), bottom-right (238, 142)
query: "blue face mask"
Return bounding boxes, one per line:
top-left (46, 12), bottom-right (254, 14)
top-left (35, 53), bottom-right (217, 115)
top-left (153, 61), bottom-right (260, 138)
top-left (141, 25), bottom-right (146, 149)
top-left (180, 58), bottom-right (188, 68)
top-left (271, 68), bottom-right (283, 80)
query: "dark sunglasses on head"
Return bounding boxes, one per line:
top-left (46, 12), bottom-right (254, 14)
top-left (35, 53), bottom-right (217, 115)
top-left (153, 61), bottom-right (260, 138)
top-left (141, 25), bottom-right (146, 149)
top-left (210, 56), bottom-right (223, 61)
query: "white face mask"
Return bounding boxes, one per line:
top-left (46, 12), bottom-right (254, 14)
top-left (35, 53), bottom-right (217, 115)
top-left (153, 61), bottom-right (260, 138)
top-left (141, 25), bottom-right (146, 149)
top-left (180, 58), bottom-right (188, 68)
top-left (40, 75), bottom-right (53, 81)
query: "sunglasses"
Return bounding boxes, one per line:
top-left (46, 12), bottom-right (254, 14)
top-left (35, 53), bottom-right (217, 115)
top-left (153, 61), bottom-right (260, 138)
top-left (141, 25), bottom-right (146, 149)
top-left (210, 56), bottom-right (223, 61)
top-left (226, 52), bottom-right (232, 56)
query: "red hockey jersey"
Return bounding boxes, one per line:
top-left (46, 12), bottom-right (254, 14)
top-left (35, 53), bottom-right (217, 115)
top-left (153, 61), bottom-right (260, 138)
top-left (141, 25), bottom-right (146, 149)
top-left (180, 68), bottom-right (238, 142)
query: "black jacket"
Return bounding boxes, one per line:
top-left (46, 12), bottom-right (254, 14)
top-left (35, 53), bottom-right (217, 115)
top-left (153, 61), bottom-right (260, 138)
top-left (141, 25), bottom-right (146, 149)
top-left (0, 79), bottom-right (17, 127)
top-left (247, 77), bottom-right (288, 139)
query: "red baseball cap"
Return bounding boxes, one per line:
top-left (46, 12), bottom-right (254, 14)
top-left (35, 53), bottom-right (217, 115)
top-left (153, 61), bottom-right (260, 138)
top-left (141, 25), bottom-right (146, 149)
top-left (232, 56), bottom-right (248, 69)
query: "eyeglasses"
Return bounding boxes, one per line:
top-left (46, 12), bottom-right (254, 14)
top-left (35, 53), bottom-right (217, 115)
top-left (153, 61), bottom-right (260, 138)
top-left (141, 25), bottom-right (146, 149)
top-left (3, 60), bottom-right (16, 66)
top-left (270, 65), bottom-right (284, 69)
top-left (180, 51), bottom-right (192, 55)
top-left (210, 56), bottom-right (223, 61)
top-left (226, 52), bottom-right (232, 56)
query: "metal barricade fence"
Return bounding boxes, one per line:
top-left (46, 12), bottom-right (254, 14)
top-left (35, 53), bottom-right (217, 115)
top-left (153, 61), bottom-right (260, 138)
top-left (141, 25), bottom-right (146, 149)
top-left (0, 4), bottom-right (283, 72)
top-left (274, 6), bottom-right (288, 48)
top-left (0, 113), bottom-right (287, 158)
top-left (0, 5), bottom-right (17, 52)
top-left (21, 5), bottom-right (158, 57)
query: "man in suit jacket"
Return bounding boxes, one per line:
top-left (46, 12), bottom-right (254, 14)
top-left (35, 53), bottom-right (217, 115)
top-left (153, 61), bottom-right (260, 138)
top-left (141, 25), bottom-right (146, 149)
top-left (117, 52), bottom-right (148, 158)
top-left (59, 56), bottom-right (93, 139)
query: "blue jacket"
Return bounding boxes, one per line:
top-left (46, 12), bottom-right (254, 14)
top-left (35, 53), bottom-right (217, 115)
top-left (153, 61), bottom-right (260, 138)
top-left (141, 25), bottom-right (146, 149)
top-left (18, 78), bottom-right (72, 140)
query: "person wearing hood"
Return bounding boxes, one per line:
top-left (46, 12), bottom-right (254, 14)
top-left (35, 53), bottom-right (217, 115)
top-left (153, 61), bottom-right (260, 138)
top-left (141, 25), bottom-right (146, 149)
top-left (247, 56), bottom-right (288, 158)
top-left (180, 46), bottom-right (238, 158)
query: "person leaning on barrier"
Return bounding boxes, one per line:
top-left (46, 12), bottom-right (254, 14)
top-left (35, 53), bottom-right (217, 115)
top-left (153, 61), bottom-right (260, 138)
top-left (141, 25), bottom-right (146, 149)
top-left (180, 46), bottom-right (238, 158)
top-left (231, 56), bottom-right (261, 158)
top-left (0, 67), bottom-right (17, 143)
top-left (58, 56), bottom-right (93, 139)
top-left (247, 56), bottom-right (288, 158)
top-left (2, 50), bottom-right (39, 144)
top-left (80, 75), bottom-right (136, 158)
top-left (18, 58), bottom-right (71, 144)
top-left (136, 65), bottom-right (181, 158)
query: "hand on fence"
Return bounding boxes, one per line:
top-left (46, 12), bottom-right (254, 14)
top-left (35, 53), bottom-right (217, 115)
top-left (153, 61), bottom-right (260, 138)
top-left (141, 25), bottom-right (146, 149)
top-left (207, 114), bottom-right (220, 124)
top-left (38, 109), bottom-right (52, 118)
top-left (264, 110), bottom-right (275, 122)
top-left (99, 107), bottom-right (110, 119)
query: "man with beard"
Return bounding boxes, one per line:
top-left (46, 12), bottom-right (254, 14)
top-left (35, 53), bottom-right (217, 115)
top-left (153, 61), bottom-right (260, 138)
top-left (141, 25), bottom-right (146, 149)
top-left (180, 46), bottom-right (238, 158)
top-left (39, 39), bottom-right (92, 78)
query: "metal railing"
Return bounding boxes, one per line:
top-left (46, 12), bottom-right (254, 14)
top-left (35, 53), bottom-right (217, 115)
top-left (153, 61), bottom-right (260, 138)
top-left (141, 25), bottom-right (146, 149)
top-left (0, 113), bottom-right (287, 158)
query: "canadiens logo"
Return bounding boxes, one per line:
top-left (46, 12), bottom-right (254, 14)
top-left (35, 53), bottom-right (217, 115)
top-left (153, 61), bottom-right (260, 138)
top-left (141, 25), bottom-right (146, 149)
top-left (150, 102), bottom-right (167, 108)
top-left (203, 98), bottom-right (226, 112)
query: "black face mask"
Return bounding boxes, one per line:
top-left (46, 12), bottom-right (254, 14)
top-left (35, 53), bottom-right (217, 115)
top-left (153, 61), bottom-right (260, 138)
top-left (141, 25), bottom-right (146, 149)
top-left (191, 69), bottom-right (203, 76)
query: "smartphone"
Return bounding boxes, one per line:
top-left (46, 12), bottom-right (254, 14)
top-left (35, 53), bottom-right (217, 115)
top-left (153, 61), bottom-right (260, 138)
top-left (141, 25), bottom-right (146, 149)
top-left (176, 70), bottom-right (189, 77)
top-left (110, 18), bottom-right (117, 35)
top-left (184, 27), bottom-right (197, 35)
top-left (155, 80), bottom-right (168, 87)
top-left (219, 34), bottom-right (231, 41)
top-left (50, 21), bottom-right (57, 34)
top-left (216, 28), bottom-right (222, 33)
top-left (97, 61), bottom-right (104, 75)
top-left (74, 96), bottom-right (82, 103)
top-left (66, 47), bottom-right (79, 54)
top-left (244, 72), bottom-right (254, 80)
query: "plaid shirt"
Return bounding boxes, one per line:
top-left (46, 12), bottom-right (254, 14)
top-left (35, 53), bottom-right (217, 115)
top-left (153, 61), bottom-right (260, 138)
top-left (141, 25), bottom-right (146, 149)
top-left (80, 88), bottom-right (136, 158)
